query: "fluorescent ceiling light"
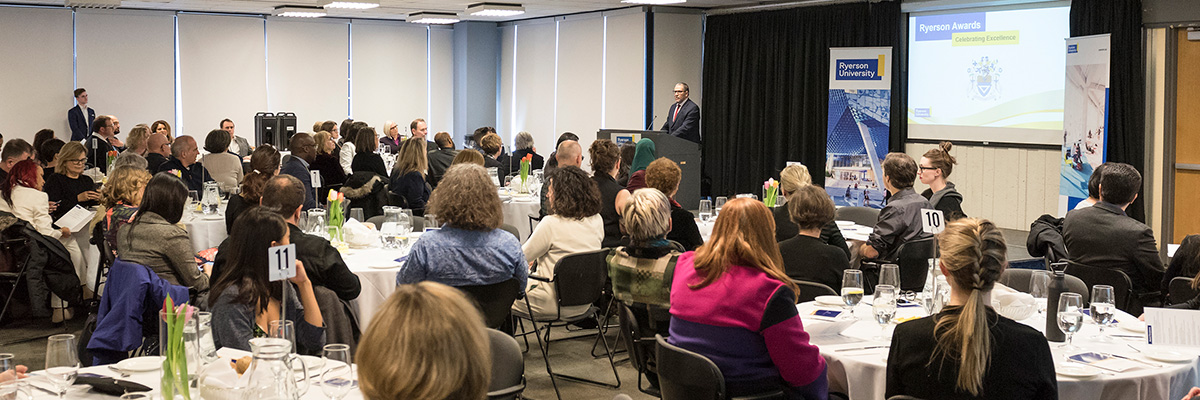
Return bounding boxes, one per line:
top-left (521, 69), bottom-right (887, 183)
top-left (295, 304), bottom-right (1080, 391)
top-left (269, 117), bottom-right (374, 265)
top-left (620, 0), bottom-right (686, 4)
top-left (324, 0), bottom-right (379, 9)
top-left (274, 5), bottom-right (327, 17)
top-left (408, 11), bottom-right (460, 24)
top-left (466, 2), bottom-right (525, 17)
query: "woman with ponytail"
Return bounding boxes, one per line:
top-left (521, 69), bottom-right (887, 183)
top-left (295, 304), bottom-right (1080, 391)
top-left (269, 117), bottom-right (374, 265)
top-left (668, 198), bottom-right (829, 399)
top-left (886, 218), bottom-right (1056, 399)
top-left (225, 145), bottom-right (280, 232)
top-left (918, 141), bottom-right (967, 221)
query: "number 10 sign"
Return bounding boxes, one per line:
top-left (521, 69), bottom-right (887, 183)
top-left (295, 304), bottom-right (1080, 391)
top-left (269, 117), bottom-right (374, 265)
top-left (269, 244), bottom-right (297, 282)
top-left (921, 209), bottom-right (945, 234)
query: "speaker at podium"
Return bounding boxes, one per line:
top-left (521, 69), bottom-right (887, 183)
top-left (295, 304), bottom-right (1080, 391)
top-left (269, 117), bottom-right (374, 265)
top-left (596, 129), bottom-right (701, 210)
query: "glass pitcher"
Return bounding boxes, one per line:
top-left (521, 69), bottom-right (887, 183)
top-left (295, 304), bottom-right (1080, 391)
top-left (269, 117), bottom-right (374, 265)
top-left (306, 209), bottom-right (327, 235)
top-left (487, 167), bottom-right (500, 187)
top-left (241, 338), bottom-right (310, 400)
top-left (380, 207), bottom-right (412, 249)
top-left (201, 182), bottom-right (220, 215)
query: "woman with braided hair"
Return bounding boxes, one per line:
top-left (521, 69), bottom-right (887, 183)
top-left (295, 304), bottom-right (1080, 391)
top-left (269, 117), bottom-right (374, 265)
top-left (885, 218), bottom-right (1057, 399)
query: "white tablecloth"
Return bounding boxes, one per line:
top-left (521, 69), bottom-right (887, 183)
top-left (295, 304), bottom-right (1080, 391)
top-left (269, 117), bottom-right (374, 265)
top-left (181, 212), bottom-right (228, 253)
top-left (696, 219), bottom-right (872, 244)
top-left (502, 198), bottom-right (540, 242)
top-left (798, 299), bottom-right (1200, 400)
top-left (343, 246), bottom-right (408, 329)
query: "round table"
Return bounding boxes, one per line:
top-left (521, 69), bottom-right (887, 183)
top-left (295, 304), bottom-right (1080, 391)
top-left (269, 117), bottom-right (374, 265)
top-left (501, 197), bottom-right (540, 242)
top-left (343, 246), bottom-right (407, 330)
top-left (797, 298), bottom-right (1200, 400)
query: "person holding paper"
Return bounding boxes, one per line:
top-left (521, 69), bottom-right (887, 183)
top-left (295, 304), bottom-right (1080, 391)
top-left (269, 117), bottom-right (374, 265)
top-left (0, 160), bottom-right (86, 304)
top-left (43, 142), bottom-right (100, 221)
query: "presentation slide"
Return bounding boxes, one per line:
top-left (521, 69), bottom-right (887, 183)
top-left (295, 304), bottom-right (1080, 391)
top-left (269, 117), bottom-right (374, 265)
top-left (907, 7), bottom-right (1070, 145)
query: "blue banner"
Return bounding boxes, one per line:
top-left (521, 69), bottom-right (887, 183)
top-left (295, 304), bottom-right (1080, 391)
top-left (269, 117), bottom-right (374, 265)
top-left (826, 47), bottom-right (892, 208)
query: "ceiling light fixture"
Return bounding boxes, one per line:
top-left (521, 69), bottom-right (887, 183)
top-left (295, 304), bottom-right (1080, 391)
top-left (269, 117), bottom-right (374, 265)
top-left (620, 0), bottom-right (686, 4)
top-left (466, 2), bottom-right (525, 17)
top-left (274, 5), bottom-right (327, 17)
top-left (323, 0), bottom-right (379, 10)
top-left (408, 11), bottom-right (460, 24)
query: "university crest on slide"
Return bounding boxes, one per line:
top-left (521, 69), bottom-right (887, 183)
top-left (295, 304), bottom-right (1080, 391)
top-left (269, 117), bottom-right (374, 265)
top-left (967, 56), bottom-right (1002, 100)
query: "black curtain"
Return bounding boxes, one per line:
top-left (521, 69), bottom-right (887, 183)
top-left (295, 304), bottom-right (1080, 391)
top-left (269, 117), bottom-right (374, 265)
top-left (1071, 0), bottom-right (1146, 222)
top-left (701, 2), bottom-right (902, 197)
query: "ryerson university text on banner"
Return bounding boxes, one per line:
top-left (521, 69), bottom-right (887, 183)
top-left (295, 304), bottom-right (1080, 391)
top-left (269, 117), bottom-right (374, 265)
top-left (1059, 34), bottom-right (1110, 214)
top-left (825, 47), bottom-right (891, 208)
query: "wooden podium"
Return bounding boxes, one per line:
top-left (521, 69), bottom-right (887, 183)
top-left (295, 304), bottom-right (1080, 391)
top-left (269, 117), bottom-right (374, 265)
top-left (597, 129), bottom-right (701, 210)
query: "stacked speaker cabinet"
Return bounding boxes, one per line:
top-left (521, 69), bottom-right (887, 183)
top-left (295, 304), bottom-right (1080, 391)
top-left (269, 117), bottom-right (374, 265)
top-left (254, 112), bottom-right (297, 151)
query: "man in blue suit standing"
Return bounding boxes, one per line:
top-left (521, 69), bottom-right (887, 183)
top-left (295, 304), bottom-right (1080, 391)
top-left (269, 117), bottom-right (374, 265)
top-left (281, 132), bottom-right (317, 211)
top-left (67, 88), bottom-right (95, 142)
top-left (661, 82), bottom-right (700, 144)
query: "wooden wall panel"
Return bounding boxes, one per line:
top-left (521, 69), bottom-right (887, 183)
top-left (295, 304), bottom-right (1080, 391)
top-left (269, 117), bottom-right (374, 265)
top-left (1172, 29), bottom-right (1200, 242)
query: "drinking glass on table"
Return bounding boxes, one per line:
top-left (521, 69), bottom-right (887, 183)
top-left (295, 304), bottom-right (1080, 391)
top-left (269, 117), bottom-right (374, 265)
top-left (0, 352), bottom-right (30, 399)
top-left (320, 344), bottom-right (355, 400)
top-left (1057, 292), bottom-right (1084, 350)
top-left (872, 285), bottom-right (898, 340)
top-left (1030, 271), bottom-right (1050, 314)
top-left (44, 334), bottom-right (79, 399)
top-left (698, 199), bottom-right (712, 223)
top-left (879, 264), bottom-right (900, 289)
top-left (269, 320), bottom-right (297, 354)
top-left (714, 196), bottom-right (727, 218)
top-left (349, 208), bottom-right (365, 223)
top-left (841, 269), bottom-right (864, 319)
top-left (380, 206), bottom-right (412, 250)
top-left (1090, 285), bottom-right (1116, 341)
top-left (187, 190), bottom-right (200, 213)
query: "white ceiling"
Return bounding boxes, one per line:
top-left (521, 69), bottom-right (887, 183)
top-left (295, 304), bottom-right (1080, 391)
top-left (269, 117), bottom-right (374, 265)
top-left (9, 0), bottom-right (765, 21)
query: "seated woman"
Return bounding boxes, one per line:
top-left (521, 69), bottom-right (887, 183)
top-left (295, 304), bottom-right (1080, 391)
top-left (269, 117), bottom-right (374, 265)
top-left (389, 138), bottom-right (432, 216)
top-left (0, 160), bottom-right (85, 322)
top-left (772, 164), bottom-right (850, 258)
top-left (1162, 234), bottom-right (1200, 295)
top-left (310, 131), bottom-right (346, 192)
top-left (351, 127), bottom-right (388, 178)
top-left (210, 207), bottom-right (325, 354)
top-left (919, 141), bottom-right (966, 221)
top-left (226, 145), bottom-right (280, 232)
top-left (339, 122), bottom-right (364, 175)
top-left (200, 129), bottom-right (244, 193)
top-left (120, 125), bottom-right (150, 158)
top-left (516, 166), bottom-right (603, 319)
top-left (668, 198), bottom-right (828, 399)
top-left (357, 281), bottom-right (491, 400)
top-left (99, 166), bottom-right (151, 257)
top-left (451, 149), bottom-right (486, 167)
top-left (861, 153), bottom-right (933, 262)
top-left (38, 139), bottom-right (65, 178)
top-left (479, 132), bottom-right (506, 170)
top-left (44, 142), bottom-right (100, 221)
top-left (644, 157), bottom-right (703, 251)
top-left (886, 218), bottom-right (1057, 399)
top-left (508, 131), bottom-right (544, 177)
top-left (397, 163), bottom-right (527, 292)
top-left (377, 121), bottom-right (403, 154)
top-left (117, 173), bottom-right (210, 298)
top-left (779, 185), bottom-right (849, 291)
top-left (624, 138), bottom-right (655, 192)
top-left (589, 139), bottom-right (625, 248)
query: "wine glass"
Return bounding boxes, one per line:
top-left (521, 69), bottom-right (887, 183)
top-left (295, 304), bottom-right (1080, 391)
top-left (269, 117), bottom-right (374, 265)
top-left (714, 196), bottom-right (727, 218)
top-left (348, 208), bottom-right (365, 223)
top-left (698, 199), bottom-right (712, 223)
top-left (841, 270), bottom-right (864, 319)
top-left (1057, 293), bottom-right (1084, 350)
top-left (320, 344), bottom-right (355, 400)
top-left (44, 334), bottom-right (79, 399)
top-left (1029, 271), bottom-right (1050, 314)
top-left (1090, 285), bottom-right (1116, 342)
top-left (872, 285), bottom-right (898, 340)
top-left (879, 264), bottom-right (900, 289)
top-left (269, 320), bottom-right (297, 354)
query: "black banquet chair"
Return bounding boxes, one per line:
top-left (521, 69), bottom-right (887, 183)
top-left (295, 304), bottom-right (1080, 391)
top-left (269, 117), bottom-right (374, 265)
top-left (792, 280), bottom-right (837, 304)
top-left (654, 334), bottom-right (785, 400)
top-left (1169, 277), bottom-right (1199, 306)
top-left (486, 328), bottom-right (525, 400)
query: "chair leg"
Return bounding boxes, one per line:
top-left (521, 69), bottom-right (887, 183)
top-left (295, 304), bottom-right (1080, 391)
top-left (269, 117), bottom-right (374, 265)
top-left (549, 313), bottom-right (621, 389)
top-left (526, 297), bottom-right (561, 400)
top-left (591, 298), bottom-right (624, 358)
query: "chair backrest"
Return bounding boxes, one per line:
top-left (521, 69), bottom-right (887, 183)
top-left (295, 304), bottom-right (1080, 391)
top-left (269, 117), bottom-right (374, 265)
top-left (836, 206), bottom-right (880, 226)
top-left (456, 279), bottom-right (521, 329)
top-left (894, 237), bottom-right (935, 292)
top-left (618, 303), bottom-right (650, 373)
top-left (500, 224), bottom-right (520, 240)
top-left (486, 328), bottom-right (525, 400)
top-left (412, 216), bottom-right (425, 231)
top-left (552, 249), bottom-right (612, 308)
top-left (999, 268), bottom-right (1090, 302)
top-left (655, 334), bottom-right (725, 400)
top-left (793, 280), bottom-right (836, 304)
top-left (1169, 276), bottom-right (1199, 305)
top-left (1065, 260), bottom-right (1128, 310)
top-left (365, 215), bottom-right (385, 229)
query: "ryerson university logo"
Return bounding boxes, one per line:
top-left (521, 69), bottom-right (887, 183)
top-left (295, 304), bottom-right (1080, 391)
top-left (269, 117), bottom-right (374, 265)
top-left (835, 58), bottom-right (884, 81)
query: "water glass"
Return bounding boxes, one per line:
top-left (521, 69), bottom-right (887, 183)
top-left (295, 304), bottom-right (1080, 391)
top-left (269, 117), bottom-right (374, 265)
top-left (714, 196), bottom-right (727, 217)
top-left (348, 208), bottom-right (365, 223)
top-left (698, 199), bottom-right (712, 223)
top-left (841, 269), bottom-right (864, 319)
top-left (44, 334), bottom-right (79, 399)
top-left (269, 320), bottom-right (297, 354)
top-left (1090, 285), bottom-right (1116, 341)
top-left (187, 190), bottom-right (200, 213)
top-left (879, 264), bottom-right (900, 289)
top-left (306, 208), bottom-right (328, 234)
top-left (872, 285), bottom-right (898, 340)
top-left (1029, 271), bottom-right (1050, 314)
top-left (1057, 292), bottom-right (1084, 350)
top-left (320, 344), bottom-right (355, 400)
top-left (425, 214), bottom-right (440, 231)
top-left (0, 353), bottom-right (26, 398)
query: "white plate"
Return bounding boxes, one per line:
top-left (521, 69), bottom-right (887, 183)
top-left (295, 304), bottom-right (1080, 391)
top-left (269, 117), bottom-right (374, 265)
top-left (1056, 364), bottom-right (1101, 378)
top-left (835, 220), bottom-right (854, 227)
top-left (1119, 319), bottom-right (1146, 333)
top-left (116, 356), bottom-right (164, 372)
top-left (203, 214), bottom-right (224, 220)
top-left (294, 355), bottom-right (324, 371)
top-left (1142, 349), bottom-right (1195, 363)
top-left (369, 263), bottom-right (403, 269)
top-left (815, 295), bottom-right (844, 306)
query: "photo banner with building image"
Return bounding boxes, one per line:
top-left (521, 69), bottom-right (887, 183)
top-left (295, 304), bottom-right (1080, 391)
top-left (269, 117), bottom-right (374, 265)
top-left (825, 47), bottom-right (892, 208)
top-left (1059, 34), bottom-right (1109, 215)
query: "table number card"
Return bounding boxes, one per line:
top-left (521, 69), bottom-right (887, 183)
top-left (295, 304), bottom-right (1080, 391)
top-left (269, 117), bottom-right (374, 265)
top-left (268, 244), bottom-right (297, 282)
top-left (920, 209), bottom-right (945, 234)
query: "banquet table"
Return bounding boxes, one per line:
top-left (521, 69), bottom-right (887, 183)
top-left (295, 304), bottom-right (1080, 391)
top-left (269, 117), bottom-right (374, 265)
top-left (501, 195), bottom-right (540, 242)
top-left (797, 298), bottom-right (1200, 400)
top-left (343, 245), bottom-right (408, 329)
top-left (696, 218), bottom-right (873, 244)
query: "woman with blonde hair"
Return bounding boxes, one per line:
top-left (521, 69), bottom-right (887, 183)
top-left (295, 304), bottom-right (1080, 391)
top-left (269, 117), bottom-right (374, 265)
top-left (44, 141), bottom-right (100, 221)
top-left (379, 121), bottom-right (402, 154)
top-left (773, 164), bottom-right (849, 258)
top-left (451, 149), bottom-right (486, 167)
top-left (668, 198), bottom-right (829, 399)
top-left (122, 125), bottom-right (151, 157)
top-left (389, 137), bottom-right (432, 216)
top-left (919, 141), bottom-right (966, 221)
top-left (357, 281), bottom-right (491, 400)
top-left (99, 166), bottom-right (152, 256)
top-left (886, 218), bottom-right (1055, 399)
top-left (310, 131), bottom-right (346, 195)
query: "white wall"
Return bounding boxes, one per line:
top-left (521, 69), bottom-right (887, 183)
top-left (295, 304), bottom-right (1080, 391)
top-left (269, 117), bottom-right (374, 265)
top-left (653, 11), bottom-right (704, 129)
top-left (179, 13), bottom-right (268, 141)
top-left (350, 20), bottom-right (430, 134)
top-left (76, 10), bottom-right (176, 136)
top-left (0, 7), bottom-right (74, 142)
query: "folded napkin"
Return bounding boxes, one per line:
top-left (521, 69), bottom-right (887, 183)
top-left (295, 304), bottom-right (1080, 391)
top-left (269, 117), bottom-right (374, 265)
top-left (991, 283), bottom-right (1036, 320)
top-left (342, 218), bottom-right (379, 249)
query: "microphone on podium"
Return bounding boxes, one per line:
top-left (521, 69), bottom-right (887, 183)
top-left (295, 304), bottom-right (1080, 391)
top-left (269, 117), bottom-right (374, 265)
top-left (646, 115), bottom-right (658, 130)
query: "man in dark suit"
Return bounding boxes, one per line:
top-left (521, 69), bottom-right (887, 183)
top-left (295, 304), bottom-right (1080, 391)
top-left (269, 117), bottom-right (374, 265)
top-left (145, 133), bottom-right (171, 172)
top-left (426, 131), bottom-right (458, 188)
top-left (67, 88), bottom-right (96, 142)
top-left (1064, 162), bottom-right (1165, 298)
top-left (281, 132), bottom-right (317, 210)
top-left (156, 135), bottom-right (210, 192)
top-left (85, 115), bottom-right (125, 173)
top-left (410, 118), bottom-right (438, 152)
top-left (220, 119), bottom-right (252, 158)
top-left (661, 82), bottom-right (700, 144)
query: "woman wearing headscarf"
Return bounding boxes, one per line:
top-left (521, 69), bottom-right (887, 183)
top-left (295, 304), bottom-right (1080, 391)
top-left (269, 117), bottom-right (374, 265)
top-left (615, 139), bottom-right (656, 213)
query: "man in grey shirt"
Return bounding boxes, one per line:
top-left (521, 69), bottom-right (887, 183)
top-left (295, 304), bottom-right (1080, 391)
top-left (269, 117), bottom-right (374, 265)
top-left (861, 153), bottom-right (933, 262)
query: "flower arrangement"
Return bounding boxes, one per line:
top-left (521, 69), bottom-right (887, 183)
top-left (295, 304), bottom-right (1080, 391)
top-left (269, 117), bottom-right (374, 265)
top-left (327, 190), bottom-right (346, 240)
top-left (106, 150), bottom-right (119, 171)
top-left (763, 178), bottom-right (780, 208)
top-left (517, 154), bottom-right (533, 194)
top-left (161, 295), bottom-right (195, 400)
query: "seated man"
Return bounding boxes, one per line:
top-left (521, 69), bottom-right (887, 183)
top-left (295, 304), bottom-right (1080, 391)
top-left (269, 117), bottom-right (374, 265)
top-left (1064, 162), bottom-right (1164, 300)
top-left (860, 153), bottom-right (933, 262)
